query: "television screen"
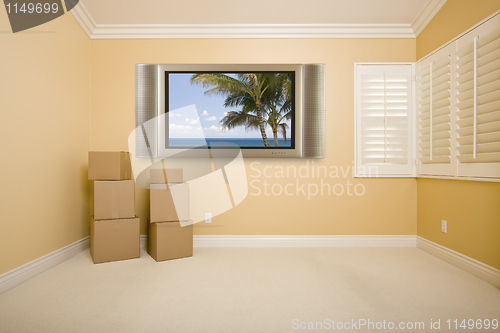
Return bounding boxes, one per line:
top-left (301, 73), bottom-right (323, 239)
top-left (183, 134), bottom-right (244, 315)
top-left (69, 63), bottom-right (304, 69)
top-left (166, 72), bottom-right (295, 149)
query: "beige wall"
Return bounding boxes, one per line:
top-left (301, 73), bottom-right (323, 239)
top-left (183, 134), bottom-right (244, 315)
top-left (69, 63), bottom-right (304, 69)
top-left (91, 38), bottom-right (417, 236)
top-left (2, 0), bottom-right (498, 276)
top-left (0, 13), bottom-right (91, 275)
top-left (4, 0), bottom-right (500, 275)
top-left (417, 179), bottom-right (500, 269)
top-left (416, 2), bottom-right (500, 269)
top-left (417, 0), bottom-right (500, 60)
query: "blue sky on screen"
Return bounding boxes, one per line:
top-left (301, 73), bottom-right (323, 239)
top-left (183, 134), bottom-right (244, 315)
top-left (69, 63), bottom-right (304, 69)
top-left (168, 73), bottom-right (291, 139)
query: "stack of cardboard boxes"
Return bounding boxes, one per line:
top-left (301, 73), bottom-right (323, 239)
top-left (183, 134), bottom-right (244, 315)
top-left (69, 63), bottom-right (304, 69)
top-left (148, 168), bottom-right (193, 262)
top-left (88, 151), bottom-right (140, 264)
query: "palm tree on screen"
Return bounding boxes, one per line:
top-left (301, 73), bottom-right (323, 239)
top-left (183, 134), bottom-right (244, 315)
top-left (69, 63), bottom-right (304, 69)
top-left (190, 73), bottom-right (291, 147)
top-left (190, 73), bottom-right (272, 147)
top-left (260, 73), bottom-right (292, 146)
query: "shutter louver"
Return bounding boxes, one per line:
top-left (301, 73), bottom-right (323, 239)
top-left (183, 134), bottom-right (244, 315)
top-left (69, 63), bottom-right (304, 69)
top-left (360, 74), bottom-right (409, 165)
top-left (416, 47), bottom-right (453, 176)
top-left (415, 13), bottom-right (500, 180)
top-left (355, 64), bottom-right (413, 177)
top-left (455, 26), bottom-right (500, 178)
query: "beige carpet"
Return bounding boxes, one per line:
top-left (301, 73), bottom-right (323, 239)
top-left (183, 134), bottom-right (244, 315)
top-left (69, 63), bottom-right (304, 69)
top-left (0, 247), bottom-right (498, 333)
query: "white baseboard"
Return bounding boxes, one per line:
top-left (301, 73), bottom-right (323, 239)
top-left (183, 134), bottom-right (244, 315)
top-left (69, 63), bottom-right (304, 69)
top-left (0, 237), bottom-right (90, 294)
top-left (193, 235), bottom-right (417, 248)
top-left (417, 236), bottom-right (500, 288)
top-left (5, 235), bottom-right (497, 295)
top-left (141, 235), bottom-right (416, 248)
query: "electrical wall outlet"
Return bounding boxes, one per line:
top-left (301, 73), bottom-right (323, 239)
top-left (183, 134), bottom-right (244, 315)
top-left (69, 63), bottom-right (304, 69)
top-left (205, 213), bottom-right (212, 224)
top-left (441, 220), bottom-right (447, 233)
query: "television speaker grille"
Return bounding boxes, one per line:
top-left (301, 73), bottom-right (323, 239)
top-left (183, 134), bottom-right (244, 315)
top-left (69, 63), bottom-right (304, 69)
top-left (302, 64), bottom-right (325, 158)
top-left (135, 64), bottom-right (158, 158)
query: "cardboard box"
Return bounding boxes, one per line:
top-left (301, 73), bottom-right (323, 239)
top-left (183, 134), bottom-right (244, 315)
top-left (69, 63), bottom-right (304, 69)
top-left (90, 216), bottom-right (140, 264)
top-left (148, 220), bottom-right (193, 262)
top-left (150, 183), bottom-right (189, 222)
top-left (150, 168), bottom-right (183, 184)
top-left (94, 180), bottom-right (135, 220)
top-left (88, 151), bottom-right (131, 180)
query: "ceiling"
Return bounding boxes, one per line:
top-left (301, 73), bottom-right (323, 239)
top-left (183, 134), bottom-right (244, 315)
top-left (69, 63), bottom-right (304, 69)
top-left (83, 0), bottom-right (428, 25)
top-left (72, 0), bottom-right (447, 39)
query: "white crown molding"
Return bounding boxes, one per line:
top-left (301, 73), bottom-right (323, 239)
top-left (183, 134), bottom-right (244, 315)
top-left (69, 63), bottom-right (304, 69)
top-left (411, 0), bottom-right (447, 37)
top-left (71, 1), bottom-right (451, 39)
top-left (70, 2), bottom-right (416, 39)
top-left (417, 236), bottom-right (500, 288)
top-left (0, 237), bottom-right (89, 295)
top-left (69, 1), bottom-right (96, 38)
top-left (89, 23), bottom-right (415, 39)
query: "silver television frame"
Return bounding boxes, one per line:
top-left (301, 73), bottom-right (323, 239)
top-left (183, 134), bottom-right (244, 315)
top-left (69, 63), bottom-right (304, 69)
top-left (136, 63), bottom-right (324, 159)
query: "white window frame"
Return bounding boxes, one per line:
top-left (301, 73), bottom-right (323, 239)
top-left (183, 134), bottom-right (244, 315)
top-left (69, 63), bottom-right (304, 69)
top-left (354, 62), bottom-right (416, 178)
top-left (415, 10), bottom-right (500, 182)
top-left (354, 10), bottom-right (500, 182)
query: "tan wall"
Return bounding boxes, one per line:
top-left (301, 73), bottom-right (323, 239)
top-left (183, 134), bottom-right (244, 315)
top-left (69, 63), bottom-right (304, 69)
top-left (0, 13), bottom-right (91, 275)
top-left (417, 179), bottom-right (500, 269)
top-left (90, 38), bottom-right (417, 236)
top-left (416, 1), bottom-right (500, 269)
top-left (416, 0), bottom-right (500, 60)
top-left (2, 0), bottom-right (498, 276)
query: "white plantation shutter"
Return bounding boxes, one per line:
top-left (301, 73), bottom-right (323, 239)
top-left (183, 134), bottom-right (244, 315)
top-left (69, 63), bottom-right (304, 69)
top-left (455, 14), bottom-right (500, 178)
top-left (416, 46), bottom-right (453, 176)
top-left (355, 64), bottom-right (414, 177)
